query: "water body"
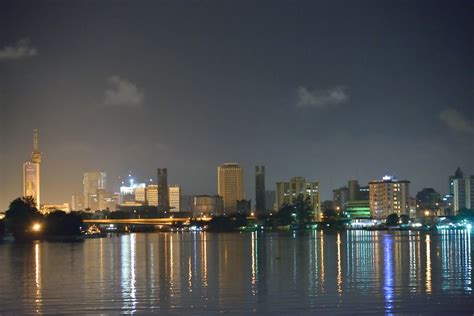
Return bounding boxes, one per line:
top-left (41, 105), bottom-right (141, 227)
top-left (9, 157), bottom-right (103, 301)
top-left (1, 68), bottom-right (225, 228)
top-left (0, 230), bottom-right (472, 315)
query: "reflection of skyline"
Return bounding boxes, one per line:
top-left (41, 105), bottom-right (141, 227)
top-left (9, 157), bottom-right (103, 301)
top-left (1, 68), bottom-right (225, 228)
top-left (1, 230), bottom-right (473, 313)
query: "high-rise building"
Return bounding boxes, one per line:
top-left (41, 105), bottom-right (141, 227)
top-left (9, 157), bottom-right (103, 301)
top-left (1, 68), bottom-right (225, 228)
top-left (134, 186), bottom-right (146, 203)
top-left (83, 171), bottom-right (106, 209)
top-left (23, 129), bottom-right (42, 209)
top-left (276, 177), bottom-right (321, 221)
top-left (71, 194), bottom-right (85, 211)
top-left (449, 167), bottom-right (463, 195)
top-left (265, 190), bottom-right (276, 212)
top-left (369, 175), bottom-right (410, 219)
top-left (333, 186), bottom-right (349, 210)
top-left (157, 168), bottom-right (169, 212)
top-left (453, 176), bottom-right (474, 213)
top-left (348, 180), bottom-right (360, 201)
top-left (217, 163), bottom-right (244, 213)
top-left (146, 184), bottom-right (158, 206)
top-left (255, 166), bottom-right (266, 215)
top-left (169, 185), bottom-right (181, 212)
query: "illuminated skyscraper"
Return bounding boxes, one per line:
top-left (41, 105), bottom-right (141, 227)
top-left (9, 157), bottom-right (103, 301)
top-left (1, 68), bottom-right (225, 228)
top-left (453, 176), bottom-right (474, 214)
top-left (217, 163), bottom-right (244, 213)
top-left (169, 185), bottom-right (181, 212)
top-left (83, 171), bottom-right (106, 209)
top-left (146, 184), bottom-right (158, 206)
top-left (255, 166), bottom-right (266, 215)
top-left (23, 129), bottom-right (42, 209)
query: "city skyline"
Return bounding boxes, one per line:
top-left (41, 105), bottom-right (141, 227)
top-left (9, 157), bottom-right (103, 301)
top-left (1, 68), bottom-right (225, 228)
top-left (1, 1), bottom-right (473, 210)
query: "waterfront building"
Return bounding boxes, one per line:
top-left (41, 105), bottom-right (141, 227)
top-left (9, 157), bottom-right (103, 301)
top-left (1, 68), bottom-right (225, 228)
top-left (255, 166), bottom-right (266, 215)
top-left (192, 195), bottom-right (224, 217)
top-left (146, 184), bottom-right (158, 206)
top-left (369, 175), bottom-right (410, 219)
top-left (83, 171), bottom-right (106, 209)
top-left (276, 177), bottom-right (321, 221)
top-left (449, 167), bottom-right (463, 195)
top-left (345, 200), bottom-right (371, 219)
top-left (217, 163), bottom-right (244, 213)
top-left (321, 200), bottom-right (336, 213)
top-left (453, 175), bottom-right (474, 213)
top-left (169, 185), bottom-right (181, 212)
top-left (23, 129), bottom-right (42, 209)
top-left (157, 168), bottom-right (169, 212)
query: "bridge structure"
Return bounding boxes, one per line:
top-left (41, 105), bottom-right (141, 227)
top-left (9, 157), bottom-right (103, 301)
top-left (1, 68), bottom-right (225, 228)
top-left (84, 217), bottom-right (212, 226)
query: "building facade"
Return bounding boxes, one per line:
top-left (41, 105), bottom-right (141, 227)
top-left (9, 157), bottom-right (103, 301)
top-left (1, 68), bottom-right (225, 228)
top-left (217, 163), bottom-right (244, 213)
top-left (369, 175), bottom-right (410, 219)
top-left (23, 129), bottom-right (42, 209)
top-left (146, 184), bottom-right (158, 206)
top-left (157, 168), bottom-right (169, 212)
top-left (192, 195), bottom-right (224, 217)
top-left (453, 176), bottom-right (474, 213)
top-left (83, 171), bottom-right (106, 209)
top-left (276, 177), bottom-right (321, 221)
top-left (255, 166), bottom-right (266, 215)
top-left (169, 185), bottom-right (181, 212)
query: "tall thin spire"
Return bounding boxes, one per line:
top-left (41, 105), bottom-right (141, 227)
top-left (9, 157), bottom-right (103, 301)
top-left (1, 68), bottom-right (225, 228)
top-left (31, 129), bottom-right (42, 163)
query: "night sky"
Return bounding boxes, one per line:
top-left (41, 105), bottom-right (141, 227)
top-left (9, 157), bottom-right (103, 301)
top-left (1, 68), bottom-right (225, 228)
top-left (0, 1), bottom-right (472, 209)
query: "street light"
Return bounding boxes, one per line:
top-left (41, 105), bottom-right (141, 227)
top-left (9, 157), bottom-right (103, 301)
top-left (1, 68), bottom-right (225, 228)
top-left (32, 223), bottom-right (41, 232)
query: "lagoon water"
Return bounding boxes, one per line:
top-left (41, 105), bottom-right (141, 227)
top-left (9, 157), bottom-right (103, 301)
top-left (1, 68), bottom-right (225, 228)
top-left (0, 230), bottom-right (473, 315)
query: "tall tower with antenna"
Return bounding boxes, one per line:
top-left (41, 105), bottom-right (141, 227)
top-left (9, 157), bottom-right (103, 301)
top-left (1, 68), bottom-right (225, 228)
top-left (23, 129), bottom-right (42, 209)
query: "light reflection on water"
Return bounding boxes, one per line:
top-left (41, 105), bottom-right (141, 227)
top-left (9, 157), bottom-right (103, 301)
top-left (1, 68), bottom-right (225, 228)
top-left (0, 230), bottom-right (473, 314)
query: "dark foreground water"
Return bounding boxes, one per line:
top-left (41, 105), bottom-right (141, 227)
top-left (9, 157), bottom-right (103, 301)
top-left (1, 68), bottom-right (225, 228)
top-left (0, 230), bottom-right (473, 315)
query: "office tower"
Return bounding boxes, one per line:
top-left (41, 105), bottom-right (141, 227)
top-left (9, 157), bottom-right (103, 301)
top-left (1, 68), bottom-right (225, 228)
top-left (23, 129), bottom-right (42, 209)
top-left (157, 168), bottom-right (169, 212)
top-left (134, 186), bottom-right (146, 203)
top-left (192, 195), bottom-right (224, 217)
top-left (369, 175), bottom-right (410, 219)
top-left (146, 184), bottom-right (158, 206)
top-left (83, 171), bottom-right (106, 209)
top-left (333, 186), bottom-right (349, 210)
top-left (217, 163), bottom-right (244, 213)
top-left (265, 190), bottom-right (276, 212)
top-left (453, 176), bottom-right (474, 214)
top-left (276, 177), bottom-right (321, 221)
top-left (169, 185), bottom-right (181, 212)
top-left (255, 166), bottom-right (266, 215)
top-left (71, 194), bottom-right (85, 211)
top-left (449, 167), bottom-right (463, 195)
top-left (348, 180), bottom-right (360, 201)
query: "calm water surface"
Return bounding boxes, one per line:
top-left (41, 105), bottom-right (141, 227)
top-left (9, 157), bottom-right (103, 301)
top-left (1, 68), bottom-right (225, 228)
top-left (0, 230), bottom-right (473, 315)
